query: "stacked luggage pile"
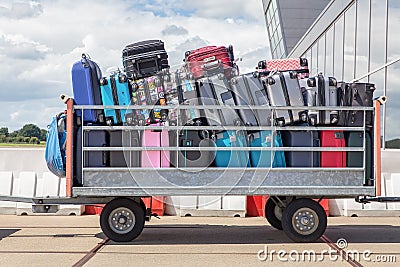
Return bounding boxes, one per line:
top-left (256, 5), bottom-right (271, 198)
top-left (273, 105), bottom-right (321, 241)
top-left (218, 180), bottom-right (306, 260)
top-left (70, 39), bottom-right (375, 187)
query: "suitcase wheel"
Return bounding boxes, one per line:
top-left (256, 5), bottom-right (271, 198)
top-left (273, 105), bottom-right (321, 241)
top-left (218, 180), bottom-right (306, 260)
top-left (309, 116), bottom-right (316, 126)
top-left (231, 77), bottom-right (238, 85)
top-left (300, 112), bottom-right (308, 122)
top-left (119, 74), bottom-right (127, 83)
top-left (267, 77), bottom-right (275, 85)
top-left (289, 71), bottom-right (298, 79)
top-left (300, 58), bottom-right (308, 67)
top-left (106, 117), bottom-right (114, 126)
top-left (328, 77), bottom-right (337, 86)
top-left (99, 77), bottom-right (108, 86)
top-left (257, 60), bottom-right (266, 70)
top-left (131, 82), bottom-right (139, 92)
top-left (252, 71), bottom-right (259, 78)
top-left (307, 78), bottom-right (316, 87)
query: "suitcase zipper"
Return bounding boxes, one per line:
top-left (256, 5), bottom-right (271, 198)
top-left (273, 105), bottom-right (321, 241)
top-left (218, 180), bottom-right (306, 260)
top-left (110, 75), bottom-right (122, 124)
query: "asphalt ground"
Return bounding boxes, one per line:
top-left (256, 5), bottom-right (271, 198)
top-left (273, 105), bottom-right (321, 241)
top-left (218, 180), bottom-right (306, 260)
top-left (0, 215), bottom-right (399, 267)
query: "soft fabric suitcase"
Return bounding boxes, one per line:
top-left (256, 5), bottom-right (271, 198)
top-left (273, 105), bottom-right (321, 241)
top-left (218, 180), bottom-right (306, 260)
top-left (185, 45), bottom-right (235, 79)
top-left (338, 83), bottom-right (375, 127)
top-left (141, 124), bottom-right (170, 168)
top-left (169, 129), bottom-right (216, 168)
top-left (320, 130), bottom-right (346, 168)
top-left (71, 54), bottom-right (104, 124)
top-left (264, 71), bottom-right (307, 126)
top-left (214, 130), bottom-right (249, 167)
top-left (258, 58), bottom-right (309, 79)
top-left (99, 72), bottom-right (133, 125)
top-left (300, 74), bottom-right (339, 125)
top-left (346, 131), bottom-right (373, 185)
top-left (249, 130), bottom-right (286, 168)
top-left (108, 130), bottom-right (140, 167)
top-left (122, 40), bottom-right (169, 79)
top-left (281, 130), bottom-right (320, 167)
top-left (74, 127), bottom-right (108, 186)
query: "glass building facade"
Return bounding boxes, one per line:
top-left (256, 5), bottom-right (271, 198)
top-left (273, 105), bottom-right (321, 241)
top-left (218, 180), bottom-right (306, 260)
top-left (267, 0), bottom-right (400, 149)
top-left (264, 0), bottom-right (286, 59)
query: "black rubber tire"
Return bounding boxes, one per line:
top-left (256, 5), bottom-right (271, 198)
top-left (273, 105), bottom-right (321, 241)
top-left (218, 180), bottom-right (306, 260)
top-left (265, 198), bottom-right (283, 230)
top-left (281, 198), bottom-right (327, 243)
top-left (100, 198), bottom-right (145, 242)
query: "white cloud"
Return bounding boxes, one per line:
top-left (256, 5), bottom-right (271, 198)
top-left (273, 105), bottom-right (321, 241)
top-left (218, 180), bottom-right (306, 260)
top-left (0, 0), bottom-right (43, 19)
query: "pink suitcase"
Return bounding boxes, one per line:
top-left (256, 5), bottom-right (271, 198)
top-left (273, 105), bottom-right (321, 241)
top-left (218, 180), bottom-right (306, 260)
top-left (141, 123), bottom-right (170, 168)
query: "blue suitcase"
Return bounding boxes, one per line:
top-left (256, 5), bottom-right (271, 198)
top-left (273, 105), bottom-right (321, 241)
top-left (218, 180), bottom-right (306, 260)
top-left (71, 54), bottom-right (104, 124)
top-left (215, 130), bottom-right (249, 167)
top-left (99, 72), bottom-right (132, 125)
top-left (249, 130), bottom-right (286, 168)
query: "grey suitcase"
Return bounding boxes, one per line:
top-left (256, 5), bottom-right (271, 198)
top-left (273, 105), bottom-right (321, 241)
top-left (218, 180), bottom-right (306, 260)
top-left (230, 73), bottom-right (270, 126)
top-left (300, 74), bottom-right (339, 125)
top-left (263, 71), bottom-right (307, 126)
top-left (108, 130), bottom-right (141, 167)
top-left (196, 77), bottom-right (224, 126)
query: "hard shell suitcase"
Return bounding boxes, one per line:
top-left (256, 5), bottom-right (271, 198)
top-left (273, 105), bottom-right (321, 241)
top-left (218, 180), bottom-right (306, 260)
top-left (141, 123), bottom-right (170, 168)
top-left (74, 127), bottom-right (108, 186)
top-left (71, 54), bottom-right (104, 124)
top-left (169, 128), bottom-right (216, 168)
top-left (99, 72), bottom-right (133, 125)
top-left (346, 131), bottom-right (373, 185)
top-left (249, 131), bottom-right (286, 168)
top-left (196, 78), bottom-right (224, 126)
top-left (300, 74), bottom-right (339, 125)
top-left (131, 75), bottom-right (167, 125)
top-left (338, 83), bottom-right (375, 127)
top-left (320, 130), bottom-right (346, 168)
top-left (108, 130), bottom-right (140, 167)
top-left (281, 130), bottom-right (320, 167)
top-left (122, 40), bottom-right (169, 79)
top-left (214, 130), bottom-right (249, 167)
top-left (263, 71), bottom-right (307, 126)
top-left (230, 73), bottom-right (273, 126)
top-left (162, 72), bottom-right (180, 126)
top-left (185, 45), bottom-right (235, 79)
top-left (258, 58), bottom-right (309, 79)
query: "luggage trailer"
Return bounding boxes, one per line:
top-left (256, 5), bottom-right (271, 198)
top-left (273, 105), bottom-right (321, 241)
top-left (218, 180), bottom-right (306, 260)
top-left (0, 98), bottom-right (386, 243)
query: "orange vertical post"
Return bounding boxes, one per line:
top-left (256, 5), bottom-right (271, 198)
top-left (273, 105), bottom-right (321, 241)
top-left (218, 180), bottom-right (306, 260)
top-left (374, 100), bottom-right (382, 197)
top-left (65, 98), bottom-right (74, 197)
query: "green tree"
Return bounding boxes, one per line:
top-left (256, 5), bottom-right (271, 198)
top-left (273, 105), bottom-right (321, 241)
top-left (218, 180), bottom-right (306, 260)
top-left (29, 137), bottom-right (40, 144)
top-left (18, 124), bottom-right (41, 139)
top-left (23, 137), bottom-right (30, 143)
top-left (0, 127), bottom-right (8, 137)
top-left (40, 129), bottom-right (47, 141)
top-left (0, 135), bottom-right (6, 143)
top-left (9, 131), bottom-right (18, 138)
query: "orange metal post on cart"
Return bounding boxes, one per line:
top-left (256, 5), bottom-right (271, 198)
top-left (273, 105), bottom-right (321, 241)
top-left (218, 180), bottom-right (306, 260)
top-left (66, 98), bottom-right (74, 197)
top-left (374, 100), bottom-right (382, 197)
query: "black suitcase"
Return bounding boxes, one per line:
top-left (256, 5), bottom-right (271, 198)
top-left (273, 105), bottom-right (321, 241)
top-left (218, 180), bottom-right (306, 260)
top-left (74, 126), bottom-right (108, 186)
top-left (169, 127), bottom-right (216, 168)
top-left (346, 131), bottom-right (373, 185)
top-left (196, 78), bottom-right (224, 126)
top-left (122, 40), bottom-right (169, 79)
top-left (338, 83), bottom-right (375, 127)
top-left (108, 130), bottom-right (141, 167)
top-left (281, 131), bottom-right (320, 167)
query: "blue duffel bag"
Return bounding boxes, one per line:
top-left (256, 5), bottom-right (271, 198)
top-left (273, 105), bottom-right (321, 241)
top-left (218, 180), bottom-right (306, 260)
top-left (45, 113), bottom-right (67, 177)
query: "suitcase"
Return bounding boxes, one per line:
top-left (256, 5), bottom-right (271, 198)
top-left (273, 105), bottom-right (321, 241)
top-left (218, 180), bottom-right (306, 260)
top-left (108, 130), bottom-right (140, 167)
top-left (300, 74), bottom-right (339, 125)
top-left (346, 131), bottom-right (373, 185)
top-left (99, 72), bottom-right (133, 125)
top-left (122, 40), bottom-right (169, 79)
top-left (338, 83), bottom-right (375, 127)
top-left (320, 130), bottom-right (346, 168)
top-left (214, 130), bottom-right (249, 167)
top-left (281, 131), bottom-right (320, 167)
top-left (230, 73), bottom-right (272, 126)
top-left (175, 70), bottom-right (202, 125)
top-left (141, 124), bottom-right (170, 168)
top-left (263, 71), bottom-right (307, 126)
top-left (258, 58), bottom-right (309, 79)
top-left (169, 129), bottom-right (216, 168)
top-left (71, 54), bottom-right (104, 124)
top-left (74, 127), bottom-right (108, 186)
top-left (196, 78), bottom-right (224, 126)
top-left (249, 130), bottom-right (286, 168)
top-left (163, 72), bottom-right (180, 126)
top-left (131, 75), bottom-right (167, 125)
top-left (185, 45), bottom-right (235, 79)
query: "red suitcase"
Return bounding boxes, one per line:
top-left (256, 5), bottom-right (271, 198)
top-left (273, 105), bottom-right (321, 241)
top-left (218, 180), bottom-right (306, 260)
top-left (320, 130), bottom-right (346, 167)
top-left (185, 45), bottom-right (235, 79)
top-left (257, 58), bottom-right (309, 79)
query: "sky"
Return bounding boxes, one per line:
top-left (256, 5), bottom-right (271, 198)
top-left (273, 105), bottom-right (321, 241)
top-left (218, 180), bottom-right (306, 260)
top-left (0, 0), bottom-right (271, 131)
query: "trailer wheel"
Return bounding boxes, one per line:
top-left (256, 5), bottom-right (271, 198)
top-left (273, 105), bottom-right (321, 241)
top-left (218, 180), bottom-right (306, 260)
top-left (265, 198), bottom-right (283, 230)
top-left (100, 198), bottom-right (145, 242)
top-left (281, 198), bottom-right (327, 243)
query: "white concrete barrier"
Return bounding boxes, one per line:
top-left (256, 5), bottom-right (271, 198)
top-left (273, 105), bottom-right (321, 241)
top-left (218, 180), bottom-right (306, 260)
top-left (0, 171), bottom-right (16, 214)
top-left (16, 172), bottom-right (37, 215)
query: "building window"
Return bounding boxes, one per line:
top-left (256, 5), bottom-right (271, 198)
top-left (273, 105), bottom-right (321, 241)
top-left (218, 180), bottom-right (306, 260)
top-left (343, 4), bottom-right (356, 81)
top-left (355, 0), bottom-right (370, 81)
top-left (370, 0), bottom-right (386, 71)
top-left (318, 35), bottom-right (326, 74)
top-left (334, 15), bottom-right (344, 80)
top-left (311, 42), bottom-right (318, 76)
top-left (325, 26), bottom-right (334, 76)
top-left (387, 0), bottom-right (400, 62)
top-left (385, 61), bottom-right (400, 146)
